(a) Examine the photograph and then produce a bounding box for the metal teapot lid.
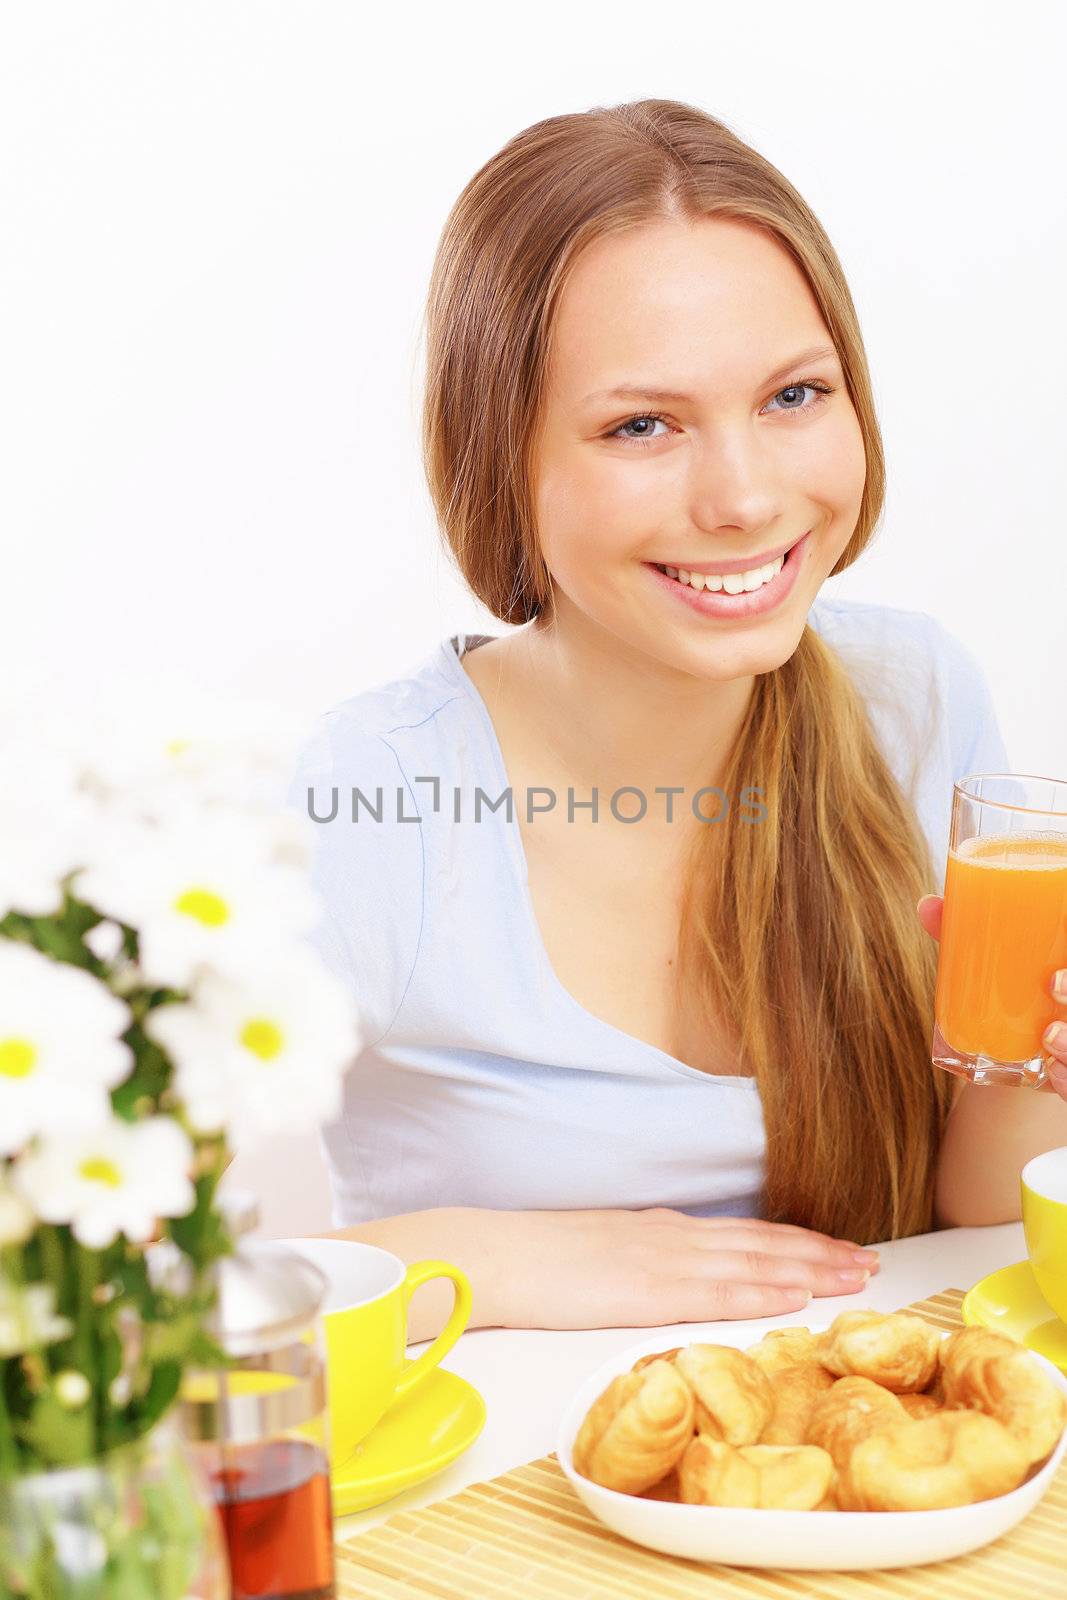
[207,1190,327,1357]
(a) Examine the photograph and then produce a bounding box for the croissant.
[837,1410,1030,1511]
[638,1467,681,1501]
[898,1390,943,1420]
[630,1347,682,1374]
[760,1362,838,1446]
[674,1344,776,1446]
[940,1327,1067,1466]
[740,1443,836,1511]
[679,1434,834,1510]
[746,1327,826,1379]
[804,1375,910,1470]
[678,1434,760,1506]
[572,1358,696,1494]
[818,1310,941,1393]
[941,1325,1018,1366]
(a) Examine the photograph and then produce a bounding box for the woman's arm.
[919,895,1067,1227]
[315,1206,883,1341]
[934,1079,1067,1227]
[318,1208,506,1341]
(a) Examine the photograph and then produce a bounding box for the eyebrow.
[581,344,841,406]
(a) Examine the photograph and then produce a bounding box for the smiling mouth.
[650,539,801,596]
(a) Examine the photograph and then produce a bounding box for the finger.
[1042,1060,1067,1099]
[696,1214,878,1255]
[1043,1022,1067,1064]
[694,1221,879,1271]
[699,1248,874,1299]
[916,894,943,942]
[674,1279,814,1322]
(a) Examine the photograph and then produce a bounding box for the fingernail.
[1053,971,1067,1002]
[850,1249,879,1264]
[837,1268,870,1284]
[1044,1022,1065,1050]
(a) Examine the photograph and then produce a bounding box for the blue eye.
[608,379,835,447]
[612,412,671,443]
[764,381,834,415]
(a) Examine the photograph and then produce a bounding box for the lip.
[643,530,808,620]
[648,534,805,577]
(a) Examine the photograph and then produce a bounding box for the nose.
[685,427,783,539]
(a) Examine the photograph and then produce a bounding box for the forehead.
[547,216,831,400]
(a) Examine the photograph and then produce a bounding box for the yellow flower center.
[173,886,230,927]
[79,1158,123,1189]
[0,1037,37,1079]
[165,738,191,757]
[240,1018,285,1061]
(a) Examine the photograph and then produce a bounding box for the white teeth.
[659,555,784,594]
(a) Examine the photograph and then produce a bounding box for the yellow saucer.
[961,1258,1067,1370]
[330,1366,486,1518]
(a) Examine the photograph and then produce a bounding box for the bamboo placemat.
[335,1288,1067,1598]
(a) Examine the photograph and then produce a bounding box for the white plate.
[556,1321,1067,1571]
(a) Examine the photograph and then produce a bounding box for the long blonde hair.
[420,98,954,1244]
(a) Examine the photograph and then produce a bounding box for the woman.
[294,98,1067,1339]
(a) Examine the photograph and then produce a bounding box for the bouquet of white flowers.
[0,694,361,1482]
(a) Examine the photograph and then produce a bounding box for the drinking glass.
[932,773,1067,1088]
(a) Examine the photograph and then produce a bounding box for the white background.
[2,2,1064,1236]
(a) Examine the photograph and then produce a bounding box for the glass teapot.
[178,1192,335,1600]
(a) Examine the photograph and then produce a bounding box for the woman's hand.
[492,1208,881,1330]
[916,893,1067,1099]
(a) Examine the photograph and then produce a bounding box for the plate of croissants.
[557,1310,1067,1570]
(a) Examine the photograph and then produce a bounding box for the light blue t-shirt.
[289,597,1010,1228]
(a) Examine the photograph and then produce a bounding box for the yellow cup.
[1021,1147,1067,1324]
[284,1238,472,1466]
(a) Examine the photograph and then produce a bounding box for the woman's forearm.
[933,1079,1067,1228]
[316,1207,507,1341]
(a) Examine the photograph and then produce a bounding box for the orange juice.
[935,832,1067,1062]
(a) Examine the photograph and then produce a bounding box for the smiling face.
[528,215,868,681]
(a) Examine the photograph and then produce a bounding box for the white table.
[335,1219,1026,1541]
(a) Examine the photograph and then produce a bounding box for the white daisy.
[12,1117,196,1250]
[73,811,320,989]
[145,946,361,1145]
[0,942,134,1156]
[0,1279,72,1357]
[0,1173,35,1245]
[72,687,309,818]
[0,732,102,918]
[83,919,126,965]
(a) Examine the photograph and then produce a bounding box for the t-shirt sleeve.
[928,620,1012,783]
[286,711,424,1050]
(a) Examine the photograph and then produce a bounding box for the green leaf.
[133,1361,181,1435]
[14,1387,95,1467]
[142,1312,203,1366]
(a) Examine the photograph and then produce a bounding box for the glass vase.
[0,1416,229,1600]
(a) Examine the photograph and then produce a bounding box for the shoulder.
[807,594,944,738]
[808,593,1009,781]
[808,593,940,662]
[809,593,989,698]
[284,642,465,1045]
[289,642,465,792]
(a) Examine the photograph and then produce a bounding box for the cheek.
[535,453,647,574]
[796,407,867,516]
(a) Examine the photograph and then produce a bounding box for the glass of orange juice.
[933,773,1067,1088]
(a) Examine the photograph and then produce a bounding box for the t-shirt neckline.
[436,633,758,1089]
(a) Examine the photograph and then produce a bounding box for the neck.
[509,606,757,808]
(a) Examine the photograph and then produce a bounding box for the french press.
[179,1192,335,1600]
